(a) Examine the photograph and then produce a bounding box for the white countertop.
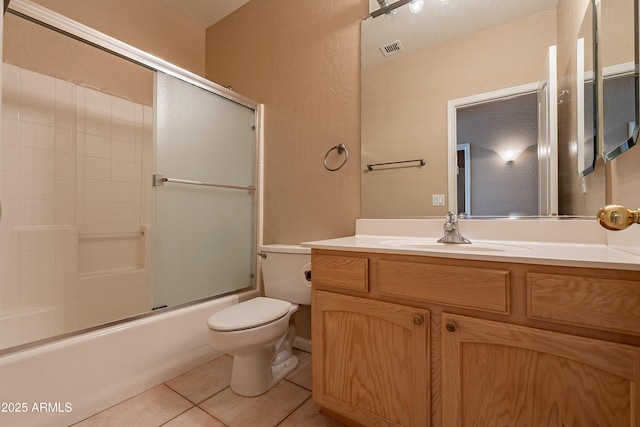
[302,218,640,271]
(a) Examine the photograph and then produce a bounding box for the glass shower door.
[154,72,257,308]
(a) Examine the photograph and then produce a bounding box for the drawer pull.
[445,322,457,333]
[413,315,424,325]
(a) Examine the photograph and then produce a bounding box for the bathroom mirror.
[577,0,597,177]
[600,0,639,162]
[361,0,604,218]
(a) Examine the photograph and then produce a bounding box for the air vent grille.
[379,40,404,57]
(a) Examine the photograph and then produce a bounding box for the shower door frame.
[1,0,264,354]
[6,0,257,110]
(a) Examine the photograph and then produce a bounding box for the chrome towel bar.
[366,158,425,171]
[153,174,256,192]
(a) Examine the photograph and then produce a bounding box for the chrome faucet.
[437,211,471,244]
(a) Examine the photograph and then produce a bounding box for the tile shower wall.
[0,63,153,349]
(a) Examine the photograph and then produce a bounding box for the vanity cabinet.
[441,313,640,426]
[311,252,429,427]
[312,291,429,427]
[311,249,640,427]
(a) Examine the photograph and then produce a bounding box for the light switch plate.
[432,194,445,206]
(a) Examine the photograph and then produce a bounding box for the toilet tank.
[259,244,311,305]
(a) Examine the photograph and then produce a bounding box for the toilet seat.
[208,297,292,332]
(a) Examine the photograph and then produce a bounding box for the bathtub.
[0,291,257,427]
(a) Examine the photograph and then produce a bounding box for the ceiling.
[363,0,559,69]
[159,0,559,67]
[160,0,250,28]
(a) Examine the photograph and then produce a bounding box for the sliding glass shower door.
[153,72,257,308]
[0,0,261,353]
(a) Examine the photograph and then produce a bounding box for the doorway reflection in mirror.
[456,93,539,217]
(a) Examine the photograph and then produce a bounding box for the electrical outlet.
[432,194,445,206]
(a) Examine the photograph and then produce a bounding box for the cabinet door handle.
[445,322,457,332]
[413,315,424,325]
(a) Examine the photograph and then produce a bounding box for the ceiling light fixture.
[371,0,416,18]
[409,0,424,13]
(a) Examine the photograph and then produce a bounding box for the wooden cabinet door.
[442,313,640,427]
[312,290,430,427]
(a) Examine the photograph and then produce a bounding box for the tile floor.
[72,350,345,427]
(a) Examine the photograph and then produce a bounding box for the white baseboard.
[293,336,312,353]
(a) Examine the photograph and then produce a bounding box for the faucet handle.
[446,211,458,223]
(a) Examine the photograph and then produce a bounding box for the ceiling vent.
[379,40,404,57]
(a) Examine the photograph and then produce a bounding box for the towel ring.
[323,143,349,171]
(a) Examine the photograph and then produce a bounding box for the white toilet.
[207,244,311,397]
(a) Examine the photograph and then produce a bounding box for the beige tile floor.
[73,350,345,427]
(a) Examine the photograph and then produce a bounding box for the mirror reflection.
[456,93,540,216]
[361,0,604,218]
[601,0,638,162]
[577,1,596,176]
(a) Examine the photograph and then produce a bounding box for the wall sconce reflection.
[496,148,523,163]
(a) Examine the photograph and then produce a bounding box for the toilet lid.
[207,297,292,332]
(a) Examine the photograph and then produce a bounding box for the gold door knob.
[597,205,640,231]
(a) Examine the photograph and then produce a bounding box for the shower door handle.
[153,174,256,192]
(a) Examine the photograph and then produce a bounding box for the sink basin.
[379,239,531,252]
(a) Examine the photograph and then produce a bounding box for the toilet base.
[230,350,299,397]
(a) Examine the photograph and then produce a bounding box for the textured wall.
[205,0,366,245]
[610,137,640,208]
[30,0,205,76]
[3,12,155,106]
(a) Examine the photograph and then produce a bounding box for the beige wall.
[31,0,205,76]
[205,0,366,342]
[206,0,365,245]
[361,11,557,217]
[610,139,640,208]
[3,13,155,105]
[5,0,206,106]
[600,0,635,69]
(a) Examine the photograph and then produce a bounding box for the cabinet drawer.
[378,260,510,314]
[312,253,369,292]
[527,272,640,335]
